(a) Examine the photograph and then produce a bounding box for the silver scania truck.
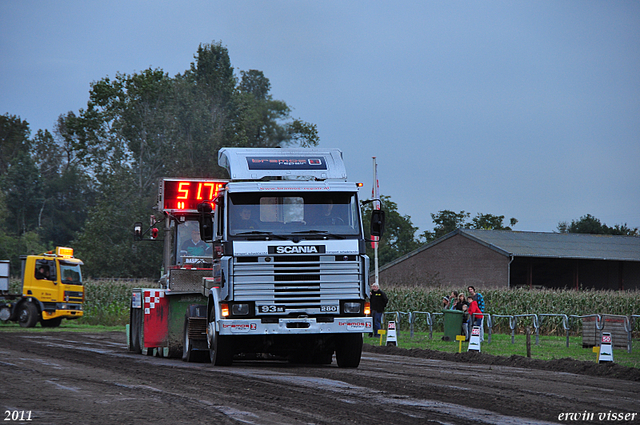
[201,147,384,367]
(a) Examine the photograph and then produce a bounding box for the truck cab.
[202,148,384,367]
[0,247,84,328]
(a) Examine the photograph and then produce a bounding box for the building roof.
[459,229,640,261]
[378,229,640,273]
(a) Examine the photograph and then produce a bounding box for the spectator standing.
[442,296,451,309]
[467,296,484,337]
[448,291,459,310]
[456,293,470,339]
[467,286,484,341]
[369,283,388,337]
[468,285,485,340]
[442,291,457,310]
[467,286,484,312]
[454,292,467,311]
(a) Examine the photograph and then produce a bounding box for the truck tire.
[335,333,363,368]
[207,321,234,366]
[18,302,39,328]
[40,317,62,328]
[128,307,142,353]
[182,318,207,363]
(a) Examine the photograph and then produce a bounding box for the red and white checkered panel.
[142,289,169,348]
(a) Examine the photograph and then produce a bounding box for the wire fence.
[382,311,640,353]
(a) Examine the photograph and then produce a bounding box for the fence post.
[410,311,432,339]
[409,311,414,338]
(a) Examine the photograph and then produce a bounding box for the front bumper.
[218,316,372,336]
[42,308,83,320]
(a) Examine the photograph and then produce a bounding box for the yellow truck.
[0,247,84,327]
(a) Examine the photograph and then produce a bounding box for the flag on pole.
[372,159,380,249]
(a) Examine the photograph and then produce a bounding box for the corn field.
[386,287,640,335]
[7,279,640,333]
[80,279,156,326]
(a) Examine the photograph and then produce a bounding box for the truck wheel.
[40,317,62,328]
[18,302,39,328]
[182,318,207,362]
[335,333,363,368]
[129,306,142,353]
[207,321,233,366]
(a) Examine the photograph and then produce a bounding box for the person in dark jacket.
[370,283,388,337]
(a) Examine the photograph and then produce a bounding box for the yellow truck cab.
[0,247,84,328]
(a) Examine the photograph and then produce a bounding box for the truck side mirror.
[133,222,143,241]
[370,209,385,238]
[197,202,214,242]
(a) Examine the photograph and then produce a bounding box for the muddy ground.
[0,331,638,424]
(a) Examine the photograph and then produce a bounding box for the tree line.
[0,42,317,277]
[1,41,637,278]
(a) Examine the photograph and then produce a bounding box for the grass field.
[364,331,640,369]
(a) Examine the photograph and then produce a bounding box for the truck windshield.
[59,262,82,285]
[229,192,361,237]
[176,220,213,266]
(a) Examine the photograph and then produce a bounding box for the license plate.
[320,305,338,312]
[259,305,285,313]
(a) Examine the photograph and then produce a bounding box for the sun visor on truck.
[218,148,348,181]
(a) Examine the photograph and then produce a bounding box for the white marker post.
[468,326,481,352]
[386,321,398,346]
[598,332,614,363]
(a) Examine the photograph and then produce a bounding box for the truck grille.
[64,291,83,302]
[232,255,361,309]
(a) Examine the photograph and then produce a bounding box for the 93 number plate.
[260,305,285,313]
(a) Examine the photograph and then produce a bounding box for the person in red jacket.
[467,296,483,337]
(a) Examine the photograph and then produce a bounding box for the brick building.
[376,229,640,290]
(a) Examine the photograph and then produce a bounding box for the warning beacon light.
[160,178,226,213]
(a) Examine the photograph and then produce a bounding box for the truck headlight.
[231,303,250,316]
[343,302,361,314]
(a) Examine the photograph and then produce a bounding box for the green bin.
[442,309,464,341]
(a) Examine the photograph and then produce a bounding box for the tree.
[2,150,43,235]
[558,214,638,236]
[471,213,518,231]
[0,114,31,175]
[422,210,470,242]
[73,169,161,278]
[421,210,518,243]
[65,41,319,277]
[0,42,320,278]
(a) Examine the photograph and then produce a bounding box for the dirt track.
[1,331,638,424]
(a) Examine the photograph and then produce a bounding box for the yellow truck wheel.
[18,302,39,328]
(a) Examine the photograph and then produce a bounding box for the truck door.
[30,259,58,301]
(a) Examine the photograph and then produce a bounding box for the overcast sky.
[1,1,639,235]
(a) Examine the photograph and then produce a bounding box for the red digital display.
[161,179,226,213]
